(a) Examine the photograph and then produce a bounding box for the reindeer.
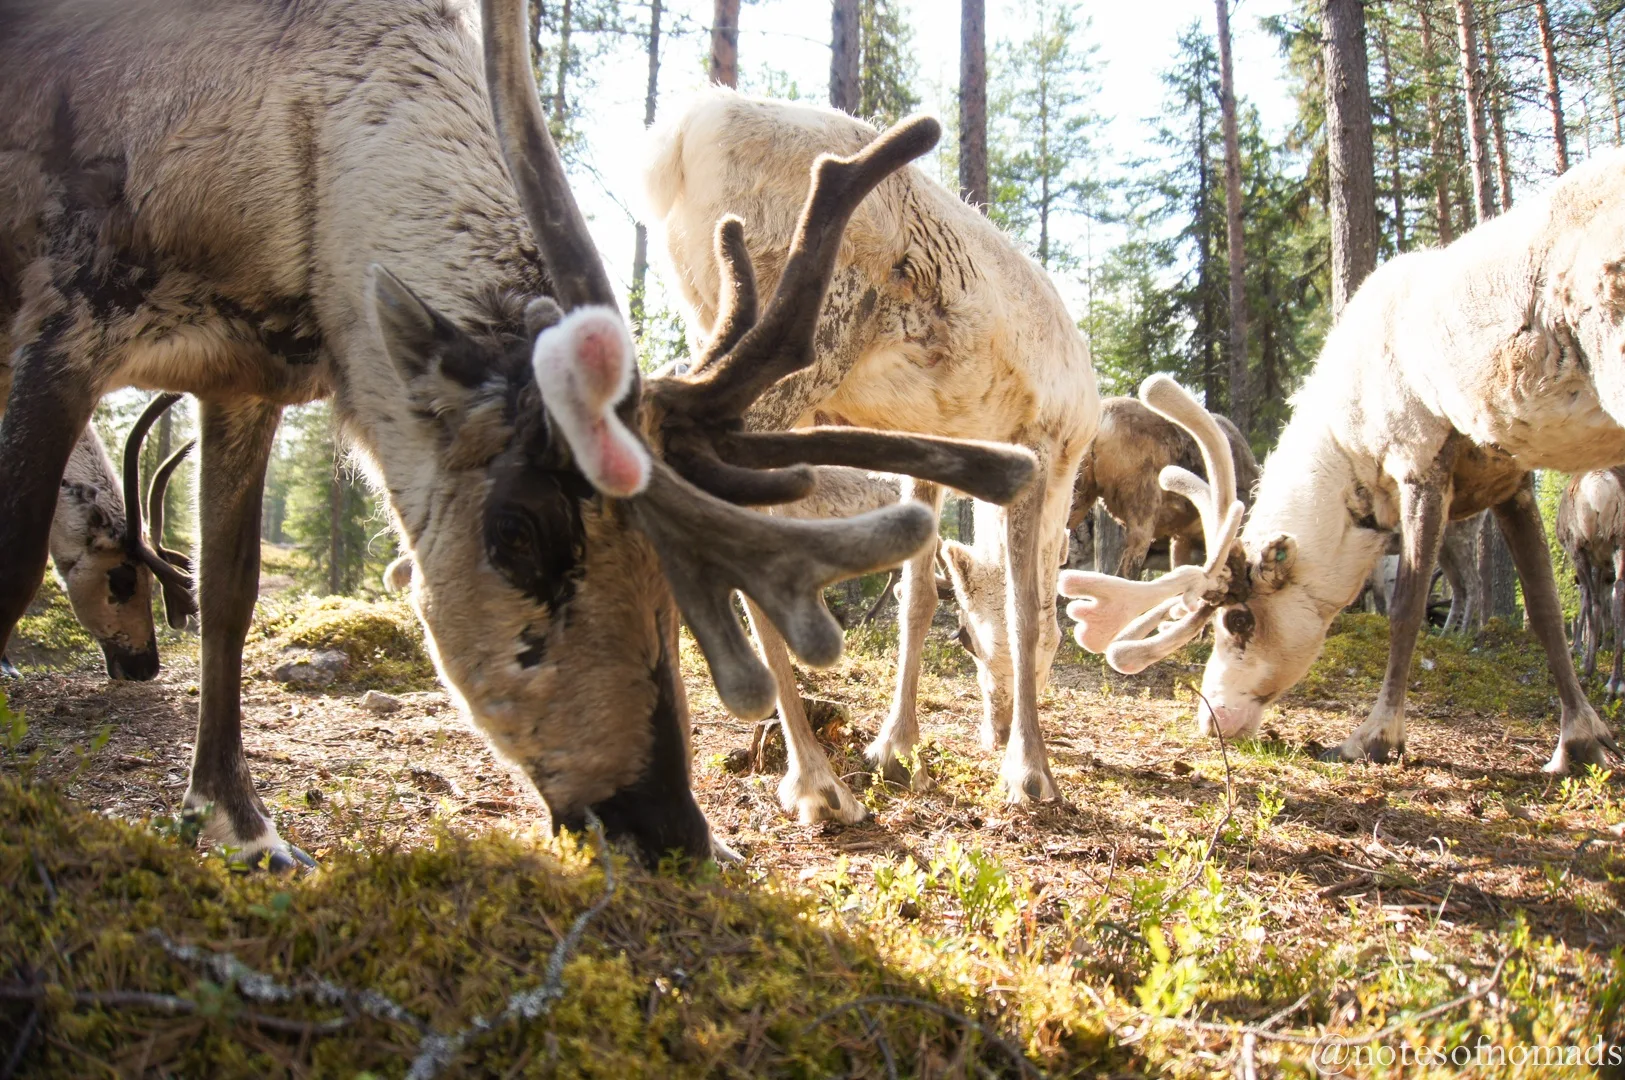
[1556,469,1625,695]
[1060,153,1625,773]
[646,92,1097,813]
[0,0,1033,868]
[0,395,192,680]
[1064,395,1259,580]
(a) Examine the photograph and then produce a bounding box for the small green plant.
[931,840,1018,935]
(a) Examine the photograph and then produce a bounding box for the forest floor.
[2,550,1623,1077]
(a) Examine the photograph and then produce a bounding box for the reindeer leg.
[1492,479,1618,772]
[1000,465,1060,803]
[0,323,100,663]
[1326,476,1448,764]
[744,598,864,824]
[182,400,307,870]
[1440,535,1467,634]
[865,479,943,790]
[1610,550,1625,699]
[1576,551,1599,677]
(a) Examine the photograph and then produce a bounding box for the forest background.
[92,0,1625,604]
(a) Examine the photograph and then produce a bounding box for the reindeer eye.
[496,512,533,551]
[1221,607,1255,639]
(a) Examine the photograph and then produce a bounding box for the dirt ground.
[5,572,1624,1074]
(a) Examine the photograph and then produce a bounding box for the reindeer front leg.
[1491,479,1620,771]
[745,599,865,824]
[1000,466,1060,803]
[1325,473,1450,764]
[865,478,943,789]
[183,399,309,870]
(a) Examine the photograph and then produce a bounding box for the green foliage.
[269,595,437,691]
[857,0,919,127]
[12,572,95,664]
[274,402,399,597]
[988,0,1101,273]
[0,777,1034,1077]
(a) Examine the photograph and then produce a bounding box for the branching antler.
[482,0,1036,719]
[121,394,197,628]
[1057,375,1244,674]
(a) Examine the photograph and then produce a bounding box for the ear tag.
[1275,548,1288,562]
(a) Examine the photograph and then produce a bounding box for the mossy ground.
[3,557,1623,1077]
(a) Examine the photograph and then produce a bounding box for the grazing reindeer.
[1557,469,1625,695]
[647,92,1097,809]
[0,0,1033,867]
[1062,154,1625,772]
[0,394,192,680]
[1063,396,1260,580]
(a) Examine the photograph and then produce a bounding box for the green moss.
[271,595,437,691]
[1292,613,1558,719]
[11,572,95,666]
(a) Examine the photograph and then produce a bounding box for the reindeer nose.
[103,640,160,681]
[558,787,714,868]
[1198,698,1259,740]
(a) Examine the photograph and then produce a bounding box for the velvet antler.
[1057,375,1244,673]
[483,0,1035,718]
[122,393,198,628]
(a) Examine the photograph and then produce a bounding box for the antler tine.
[1104,602,1215,675]
[121,393,198,625]
[148,439,196,572]
[656,115,941,423]
[1140,375,1240,575]
[689,217,759,374]
[482,0,617,312]
[717,428,1037,507]
[629,461,938,719]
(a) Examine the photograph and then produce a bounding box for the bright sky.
[569,0,1301,325]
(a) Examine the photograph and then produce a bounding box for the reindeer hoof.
[1545,733,1618,774]
[778,770,867,825]
[1319,738,1401,765]
[0,655,19,679]
[1003,765,1059,804]
[712,836,745,864]
[237,843,316,874]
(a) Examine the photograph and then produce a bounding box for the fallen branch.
[0,982,349,1037]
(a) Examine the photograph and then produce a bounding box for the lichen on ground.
[255,594,438,691]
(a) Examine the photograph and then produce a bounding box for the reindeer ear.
[382,554,415,592]
[938,539,978,594]
[1252,534,1297,593]
[371,265,488,409]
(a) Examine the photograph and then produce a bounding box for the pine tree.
[857,0,920,126]
[987,0,1101,273]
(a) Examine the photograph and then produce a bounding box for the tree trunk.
[958,0,988,210]
[1215,0,1250,435]
[1196,82,1219,411]
[1454,0,1494,225]
[1604,13,1622,146]
[1535,0,1570,172]
[1419,2,1456,245]
[831,0,860,114]
[630,0,662,338]
[1377,13,1406,253]
[956,497,973,545]
[1322,0,1379,320]
[1481,7,1513,212]
[1092,506,1124,577]
[328,456,344,597]
[552,0,572,126]
[710,0,739,88]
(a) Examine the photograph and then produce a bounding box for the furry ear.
[1252,534,1297,593]
[938,538,978,597]
[382,554,415,592]
[371,264,489,425]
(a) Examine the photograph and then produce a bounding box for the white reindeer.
[1061,153,1625,774]
[646,91,1098,815]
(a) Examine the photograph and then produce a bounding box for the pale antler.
[122,393,198,628]
[1057,375,1243,672]
[482,0,1036,720]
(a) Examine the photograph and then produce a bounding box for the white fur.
[530,307,649,498]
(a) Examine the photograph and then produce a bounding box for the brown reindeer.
[1063,396,1260,580]
[0,0,1033,867]
[1,395,192,680]
[1557,469,1625,695]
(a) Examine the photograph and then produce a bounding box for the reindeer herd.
[1,0,1623,870]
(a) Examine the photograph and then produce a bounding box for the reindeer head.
[51,394,195,681]
[360,0,1037,865]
